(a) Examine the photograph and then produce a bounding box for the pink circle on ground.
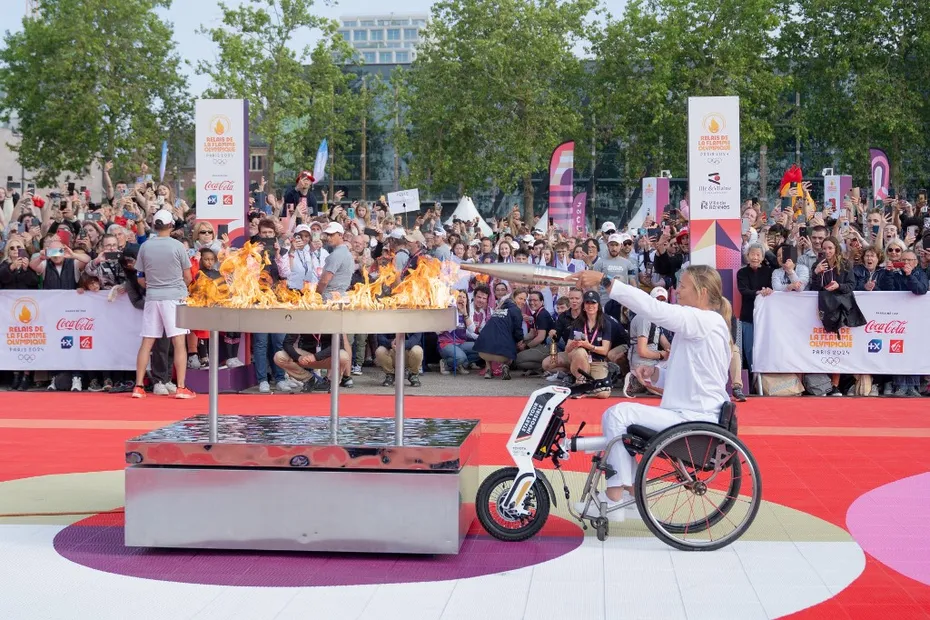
[54,513,583,587]
[846,472,930,585]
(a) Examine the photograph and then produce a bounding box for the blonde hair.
[683,265,733,334]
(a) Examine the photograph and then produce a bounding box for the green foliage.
[196,0,361,190]
[402,0,595,220]
[0,0,192,186]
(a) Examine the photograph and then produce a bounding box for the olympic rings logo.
[17,353,36,363]
[820,357,841,366]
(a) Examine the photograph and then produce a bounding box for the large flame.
[187,241,457,310]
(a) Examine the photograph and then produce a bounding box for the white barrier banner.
[753,291,929,374]
[1,291,142,371]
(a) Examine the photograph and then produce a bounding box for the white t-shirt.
[608,280,730,417]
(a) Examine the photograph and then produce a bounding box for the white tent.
[445,196,493,237]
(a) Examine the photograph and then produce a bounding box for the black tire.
[476,467,551,542]
[634,423,762,552]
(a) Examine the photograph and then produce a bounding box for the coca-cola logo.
[864,320,907,335]
[203,180,235,191]
[56,317,96,331]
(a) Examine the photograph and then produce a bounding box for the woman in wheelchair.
[574,265,733,520]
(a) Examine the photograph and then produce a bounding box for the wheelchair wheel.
[634,423,761,552]
[476,467,551,542]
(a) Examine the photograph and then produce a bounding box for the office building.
[338,14,427,65]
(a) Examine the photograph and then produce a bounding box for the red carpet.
[2,392,930,618]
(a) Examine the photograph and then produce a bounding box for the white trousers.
[602,402,718,487]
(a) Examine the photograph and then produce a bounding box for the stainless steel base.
[124,465,477,554]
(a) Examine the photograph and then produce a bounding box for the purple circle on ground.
[53,522,582,587]
[846,472,930,586]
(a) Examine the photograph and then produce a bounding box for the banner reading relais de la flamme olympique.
[195,99,249,241]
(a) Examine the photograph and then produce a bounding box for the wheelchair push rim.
[635,424,762,551]
[475,467,551,542]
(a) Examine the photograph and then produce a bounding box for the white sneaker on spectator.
[71,377,82,392]
[869,385,879,397]
[351,364,363,376]
[164,381,178,394]
[276,380,293,393]
[188,355,201,370]
[285,377,301,389]
[544,372,562,382]
[440,359,450,375]
[893,386,908,397]
[883,383,894,396]
[258,380,271,394]
[456,364,470,375]
[153,382,170,396]
[226,357,244,369]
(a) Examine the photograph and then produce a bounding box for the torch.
[459,263,579,287]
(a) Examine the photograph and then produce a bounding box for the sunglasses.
[199,230,214,235]
[888,248,902,253]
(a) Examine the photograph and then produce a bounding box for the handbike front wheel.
[476,467,551,542]
[634,423,762,552]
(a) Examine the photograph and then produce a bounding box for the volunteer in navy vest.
[30,238,88,290]
[475,288,527,381]
[131,209,196,399]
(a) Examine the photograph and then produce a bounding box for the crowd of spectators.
[1,165,929,399]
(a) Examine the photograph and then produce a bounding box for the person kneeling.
[375,333,424,387]
[274,333,352,393]
[564,290,614,398]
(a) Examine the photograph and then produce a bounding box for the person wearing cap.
[430,229,452,262]
[283,171,319,218]
[398,229,427,278]
[622,286,672,397]
[278,224,323,290]
[316,222,353,300]
[563,290,615,397]
[598,233,636,304]
[130,209,196,399]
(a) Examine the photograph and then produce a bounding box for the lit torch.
[459,263,578,287]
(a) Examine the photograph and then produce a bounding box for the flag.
[870,148,889,203]
[548,141,574,233]
[158,141,168,182]
[313,139,328,185]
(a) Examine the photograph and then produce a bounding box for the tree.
[196,0,358,192]
[776,0,930,188]
[0,0,192,186]
[591,0,786,184]
[403,0,595,224]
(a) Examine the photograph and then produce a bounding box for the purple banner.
[548,141,574,233]
[570,192,587,237]
[870,148,889,203]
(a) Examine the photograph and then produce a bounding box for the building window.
[343,20,357,27]
[370,29,383,41]
[360,20,375,26]
[387,28,400,40]
[363,52,375,64]
[395,51,409,63]
[412,19,426,26]
[386,42,400,48]
[338,30,350,42]
[379,51,392,63]
[354,30,367,41]
[250,155,264,172]
[404,28,417,39]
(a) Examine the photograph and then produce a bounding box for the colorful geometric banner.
[870,148,890,203]
[548,141,574,234]
[570,192,587,237]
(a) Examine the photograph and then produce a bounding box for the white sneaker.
[258,380,271,393]
[286,377,301,389]
[439,359,450,375]
[187,355,201,370]
[152,382,169,396]
[164,381,178,394]
[276,380,293,393]
[71,377,82,392]
[351,364,363,376]
[226,357,244,369]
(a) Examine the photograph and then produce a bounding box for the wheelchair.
[475,371,762,551]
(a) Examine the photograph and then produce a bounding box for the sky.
[2,0,628,95]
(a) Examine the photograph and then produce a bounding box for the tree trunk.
[267,139,276,196]
[360,78,368,202]
[523,173,535,230]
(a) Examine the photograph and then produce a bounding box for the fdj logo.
[60,336,73,349]
[867,339,882,353]
[890,340,904,354]
[79,336,93,350]
[207,194,218,205]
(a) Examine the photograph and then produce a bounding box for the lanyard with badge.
[584,321,599,363]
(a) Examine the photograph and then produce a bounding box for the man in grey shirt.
[133,209,195,399]
[598,233,636,303]
[317,222,354,300]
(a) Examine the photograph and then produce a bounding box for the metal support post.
[208,330,219,443]
[330,334,342,443]
[394,332,405,445]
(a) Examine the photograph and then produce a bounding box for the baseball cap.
[322,222,344,235]
[601,222,617,233]
[405,230,426,245]
[153,209,174,226]
[650,287,669,300]
[388,228,406,240]
[294,224,313,236]
[607,233,623,244]
[434,229,447,237]
[521,234,534,243]
[296,170,315,184]
[675,227,690,241]
[582,290,600,304]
